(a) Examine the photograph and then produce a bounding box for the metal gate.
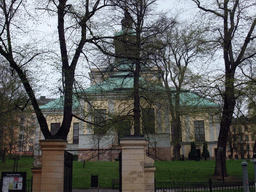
[64,151,73,192]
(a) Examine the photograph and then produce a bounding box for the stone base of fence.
[120,137,156,192]
[31,139,67,192]
[31,167,42,192]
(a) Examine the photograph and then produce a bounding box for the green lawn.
[73,159,256,188]
[0,157,255,189]
[73,161,119,189]
[155,159,255,182]
[0,156,34,179]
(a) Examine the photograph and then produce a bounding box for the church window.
[194,120,205,142]
[94,109,107,135]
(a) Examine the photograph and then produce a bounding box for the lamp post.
[219,147,224,182]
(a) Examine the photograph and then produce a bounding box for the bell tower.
[114,9,137,62]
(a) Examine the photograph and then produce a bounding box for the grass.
[72,159,256,188]
[155,159,255,182]
[0,156,34,179]
[1,157,256,189]
[73,161,119,189]
[155,160,216,182]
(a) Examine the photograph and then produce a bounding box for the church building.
[37,11,221,161]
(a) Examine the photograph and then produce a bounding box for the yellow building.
[228,117,256,159]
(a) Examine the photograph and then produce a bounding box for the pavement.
[72,188,119,192]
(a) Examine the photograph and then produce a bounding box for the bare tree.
[0,0,111,140]
[151,19,210,160]
[192,0,256,176]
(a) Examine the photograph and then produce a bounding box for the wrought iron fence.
[0,178,33,192]
[155,179,255,192]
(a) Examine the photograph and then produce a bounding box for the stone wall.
[120,137,156,192]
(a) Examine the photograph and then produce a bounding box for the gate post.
[40,139,67,192]
[31,167,42,192]
[120,137,156,192]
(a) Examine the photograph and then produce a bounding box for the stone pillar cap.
[40,139,67,150]
[120,136,148,147]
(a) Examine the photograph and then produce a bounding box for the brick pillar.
[40,140,67,192]
[31,168,42,192]
[120,137,155,192]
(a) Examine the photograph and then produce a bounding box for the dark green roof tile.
[180,91,219,107]
[40,96,80,110]
[84,75,164,94]
[40,75,219,110]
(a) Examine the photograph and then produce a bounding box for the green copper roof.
[40,75,219,110]
[83,74,219,107]
[84,74,164,94]
[40,96,80,110]
[180,91,219,108]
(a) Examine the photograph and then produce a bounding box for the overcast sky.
[157,0,197,19]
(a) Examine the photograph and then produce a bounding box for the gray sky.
[157,0,198,19]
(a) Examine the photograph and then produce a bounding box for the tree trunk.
[214,70,235,176]
[133,64,140,136]
[55,0,76,140]
[172,118,181,160]
[172,89,181,160]
[133,13,142,136]
[173,143,181,160]
[214,1,236,175]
